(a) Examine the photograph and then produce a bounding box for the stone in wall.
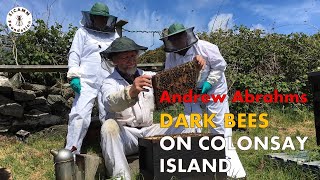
[10,109,63,132]
[13,89,36,102]
[21,83,48,97]
[0,95,24,118]
[25,96,51,113]
[0,76,13,98]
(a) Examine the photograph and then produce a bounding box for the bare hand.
[129,75,152,98]
[193,55,206,70]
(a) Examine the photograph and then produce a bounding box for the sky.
[1,0,320,50]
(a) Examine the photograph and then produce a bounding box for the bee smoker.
[50,149,76,180]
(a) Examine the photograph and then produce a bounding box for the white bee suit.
[100,69,195,180]
[65,26,119,154]
[165,40,246,178]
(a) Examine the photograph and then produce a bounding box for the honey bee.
[16,15,23,26]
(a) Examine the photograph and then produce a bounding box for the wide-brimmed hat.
[81,2,117,33]
[101,37,148,59]
[82,2,113,17]
[160,23,198,53]
[160,23,194,40]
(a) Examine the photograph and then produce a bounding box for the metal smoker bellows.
[50,149,76,180]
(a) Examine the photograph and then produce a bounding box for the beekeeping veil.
[160,23,198,53]
[80,2,117,33]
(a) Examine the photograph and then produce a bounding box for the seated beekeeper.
[160,23,246,178]
[99,36,202,180]
[65,2,119,154]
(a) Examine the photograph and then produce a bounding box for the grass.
[0,106,319,180]
[231,107,320,180]
[0,125,67,180]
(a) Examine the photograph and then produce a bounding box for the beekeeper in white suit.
[65,2,119,154]
[99,36,203,180]
[160,23,246,179]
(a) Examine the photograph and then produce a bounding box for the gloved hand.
[201,81,212,94]
[70,77,81,94]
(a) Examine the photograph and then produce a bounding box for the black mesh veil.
[161,28,198,53]
[81,11,117,33]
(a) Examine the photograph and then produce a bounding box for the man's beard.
[126,66,137,75]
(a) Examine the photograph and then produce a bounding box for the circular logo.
[6,7,33,34]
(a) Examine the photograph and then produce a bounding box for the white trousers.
[100,119,195,180]
[65,79,106,154]
[183,97,246,178]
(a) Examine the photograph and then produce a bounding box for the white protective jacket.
[67,26,118,82]
[165,39,228,95]
[165,40,247,179]
[101,69,156,127]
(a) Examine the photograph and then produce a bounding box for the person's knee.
[101,119,120,137]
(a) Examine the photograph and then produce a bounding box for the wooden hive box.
[308,71,320,145]
[152,61,200,110]
[138,133,227,180]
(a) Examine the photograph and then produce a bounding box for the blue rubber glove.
[201,81,212,94]
[70,77,81,94]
